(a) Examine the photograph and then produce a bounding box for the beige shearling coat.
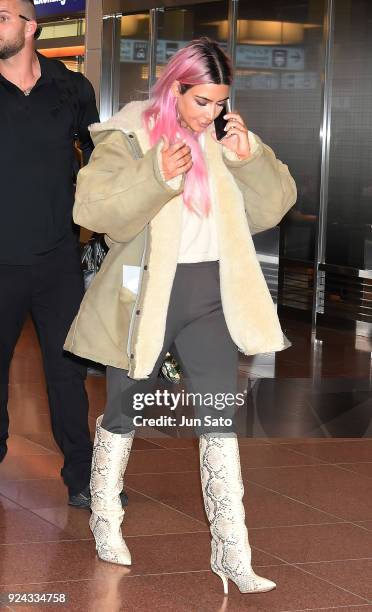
[64,100,297,379]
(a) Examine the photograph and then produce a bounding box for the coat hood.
[89,100,149,142]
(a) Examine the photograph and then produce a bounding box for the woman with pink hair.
[65,37,296,596]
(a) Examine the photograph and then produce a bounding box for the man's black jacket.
[0,52,100,264]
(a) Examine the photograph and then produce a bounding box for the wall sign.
[235,72,318,91]
[236,46,304,70]
[34,0,85,19]
[120,39,304,71]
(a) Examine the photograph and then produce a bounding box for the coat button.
[136,310,140,315]
[144,265,148,270]
[130,353,134,359]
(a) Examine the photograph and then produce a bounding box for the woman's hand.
[214,112,251,160]
[161,135,193,181]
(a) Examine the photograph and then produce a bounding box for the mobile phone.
[214,99,232,141]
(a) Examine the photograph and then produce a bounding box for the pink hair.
[142,38,232,216]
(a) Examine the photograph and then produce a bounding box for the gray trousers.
[101,261,239,436]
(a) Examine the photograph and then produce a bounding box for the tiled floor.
[0,317,372,611]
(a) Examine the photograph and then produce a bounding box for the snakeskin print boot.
[89,415,134,565]
[199,433,276,595]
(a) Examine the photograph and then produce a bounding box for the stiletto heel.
[217,572,229,595]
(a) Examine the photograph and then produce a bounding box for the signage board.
[235,73,280,90]
[120,40,188,64]
[235,72,317,91]
[236,45,304,70]
[121,40,148,63]
[281,72,317,89]
[34,0,85,19]
[121,40,304,71]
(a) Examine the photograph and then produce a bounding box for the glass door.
[102,1,229,115]
[234,0,326,313]
[118,13,151,108]
[318,0,372,332]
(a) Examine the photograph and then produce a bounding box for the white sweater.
[160,131,258,263]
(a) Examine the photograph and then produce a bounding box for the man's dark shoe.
[68,485,128,509]
[68,484,91,508]
[0,442,8,463]
[120,489,129,507]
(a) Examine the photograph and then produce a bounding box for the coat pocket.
[119,286,136,304]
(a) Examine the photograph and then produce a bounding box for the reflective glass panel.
[38,18,85,39]
[236,0,325,310]
[156,2,229,79]
[326,0,372,270]
[119,14,150,108]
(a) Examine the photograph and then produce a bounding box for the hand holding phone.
[213,103,252,160]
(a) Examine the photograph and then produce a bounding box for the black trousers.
[0,243,92,494]
[102,261,239,436]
